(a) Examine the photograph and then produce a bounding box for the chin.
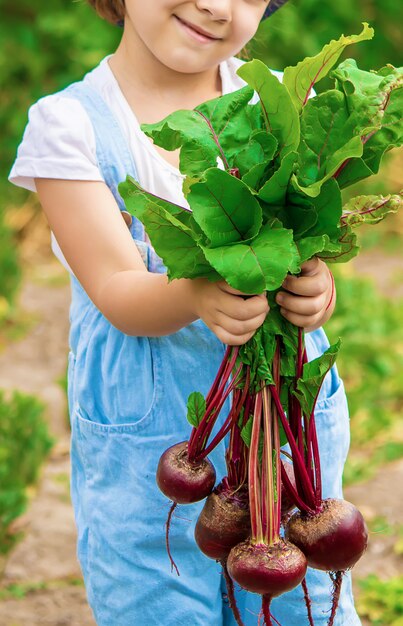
[162,48,226,74]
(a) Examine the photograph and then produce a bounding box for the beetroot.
[156,441,216,504]
[227,538,307,597]
[195,485,250,560]
[285,497,368,572]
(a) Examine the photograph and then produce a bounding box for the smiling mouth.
[174,15,222,42]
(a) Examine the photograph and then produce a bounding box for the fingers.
[281,258,330,297]
[300,257,320,276]
[276,258,334,330]
[277,307,324,330]
[213,294,269,345]
[217,280,251,297]
[213,281,269,320]
[276,291,327,317]
[195,279,270,346]
[213,309,269,339]
[213,328,256,346]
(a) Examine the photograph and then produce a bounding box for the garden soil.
[0,250,402,626]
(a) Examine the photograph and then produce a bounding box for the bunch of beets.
[156,331,368,626]
[120,24,403,626]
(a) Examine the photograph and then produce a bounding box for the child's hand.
[275,257,335,331]
[190,279,269,346]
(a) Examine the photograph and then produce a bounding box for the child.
[9,1,362,624]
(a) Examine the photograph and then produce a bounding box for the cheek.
[231,10,263,50]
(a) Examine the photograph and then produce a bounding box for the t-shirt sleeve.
[8,94,104,192]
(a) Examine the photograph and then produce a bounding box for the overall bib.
[62,81,361,626]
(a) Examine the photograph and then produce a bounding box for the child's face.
[123,0,268,74]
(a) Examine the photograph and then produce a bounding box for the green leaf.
[331,61,403,187]
[283,23,374,111]
[120,175,201,231]
[258,151,298,205]
[119,177,217,280]
[186,392,206,428]
[262,305,299,379]
[240,415,253,448]
[287,179,343,261]
[140,86,257,178]
[201,221,301,294]
[332,60,403,136]
[237,59,300,157]
[341,192,402,228]
[235,131,278,190]
[319,228,360,264]
[235,130,278,175]
[187,168,262,247]
[295,90,364,196]
[293,340,341,417]
[196,87,261,161]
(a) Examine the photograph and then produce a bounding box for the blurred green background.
[0,0,402,624]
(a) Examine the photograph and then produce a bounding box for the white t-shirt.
[9,55,282,270]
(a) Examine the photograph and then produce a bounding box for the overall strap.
[61,80,161,271]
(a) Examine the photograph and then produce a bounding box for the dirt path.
[0,258,402,625]
[0,268,96,626]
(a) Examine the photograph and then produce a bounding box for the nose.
[195,0,232,21]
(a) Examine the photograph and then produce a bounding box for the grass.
[0,577,84,601]
[357,575,403,625]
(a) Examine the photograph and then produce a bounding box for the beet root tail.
[221,560,245,626]
[328,570,344,626]
[302,577,315,626]
[165,501,180,576]
[262,595,273,626]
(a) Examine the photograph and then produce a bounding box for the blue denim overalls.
[62,79,361,626]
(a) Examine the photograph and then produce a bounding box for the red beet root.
[195,486,251,560]
[285,498,369,571]
[156,441,216,504]
[227,538,307,597]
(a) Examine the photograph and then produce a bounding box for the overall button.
[121,210,132,228]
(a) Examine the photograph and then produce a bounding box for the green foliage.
[325,269,403,484]
[281,23,374,110]
[0,0,121,312]
[0,0,120,205]
[0,222,21,316]
[357,574,403,625]
[186,392,206,428]
[0,390,54,553]
[120,34,402,295]
[293,340,341,417]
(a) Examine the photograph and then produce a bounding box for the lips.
[174,15,222,41]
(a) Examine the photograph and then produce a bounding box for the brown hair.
[87,0,125,24]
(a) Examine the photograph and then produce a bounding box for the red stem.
[188,357,242,460]
[249,391,263,542]
[310,412,322,504]
[188,347,235,452]
[206,346,233,407]
[270,385,316,510]
[280,460,313,514]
